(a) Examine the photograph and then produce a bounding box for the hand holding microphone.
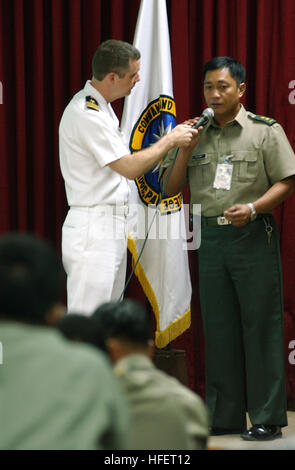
[191,107,214,129]
[162,108,214,197]
[180,107,214,149]
[181,107,214,148]
[165,107,214,155]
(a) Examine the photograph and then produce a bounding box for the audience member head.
[57,313,107,352]
[92,299,153,362]
[0,232,65,325]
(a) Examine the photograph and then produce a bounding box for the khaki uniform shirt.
[114,354,209,450]
[162,105,295,216]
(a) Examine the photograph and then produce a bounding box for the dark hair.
[0,233,64,321]
[57,313,107,352]
[92,299,152,346]
[202,56,246,85]
[92,39,141,81]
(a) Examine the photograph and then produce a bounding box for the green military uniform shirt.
[162,105,295,216]
[0,322,129,450]
[114,354,209,450]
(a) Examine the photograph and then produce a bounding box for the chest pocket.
[231,151,259,182]
[187,154,212,186]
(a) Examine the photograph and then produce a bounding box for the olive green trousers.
[198,215,287,429]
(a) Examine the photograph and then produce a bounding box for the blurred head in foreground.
[0,232,65,325]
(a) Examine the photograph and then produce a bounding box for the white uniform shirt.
[59,80,130,207]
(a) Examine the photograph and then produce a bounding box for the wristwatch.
[247,202,257,222]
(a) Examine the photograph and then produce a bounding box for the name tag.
[191,154,206,160]
[213,162,233,190]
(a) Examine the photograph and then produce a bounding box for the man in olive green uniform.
[92,299,210,450]
[161,57,295,441]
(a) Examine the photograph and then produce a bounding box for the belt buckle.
[217,216,231,225]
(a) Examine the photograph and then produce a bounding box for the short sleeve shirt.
[59,81,130,207]
[161,105,295,216]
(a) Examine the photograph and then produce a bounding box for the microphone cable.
[118,146,180,301]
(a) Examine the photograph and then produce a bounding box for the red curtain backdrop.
[1,0,295,403]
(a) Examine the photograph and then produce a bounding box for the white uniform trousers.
[62,206,128,315]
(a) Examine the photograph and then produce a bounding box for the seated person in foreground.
[0,233,128,450]
[92,299,210,450]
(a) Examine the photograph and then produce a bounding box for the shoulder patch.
[248,114,276,126]
[85,96,99,111]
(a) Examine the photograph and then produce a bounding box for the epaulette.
[248,114,276,126]
[85,95,99,111]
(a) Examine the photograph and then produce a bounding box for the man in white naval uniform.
[59,40,199,315]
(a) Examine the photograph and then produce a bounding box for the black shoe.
[210,427,245,436]
[241,425,282,441]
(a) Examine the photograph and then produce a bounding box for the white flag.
[121,0,192,348]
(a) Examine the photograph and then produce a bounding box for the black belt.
[201,214,269,226]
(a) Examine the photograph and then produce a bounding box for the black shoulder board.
[248,114,276,126]
[85,96,99,111]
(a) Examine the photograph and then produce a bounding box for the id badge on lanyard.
[213,155,233,190]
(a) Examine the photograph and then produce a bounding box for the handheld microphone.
[192,107,214,129]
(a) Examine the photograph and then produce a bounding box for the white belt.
[71,205,129,216]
